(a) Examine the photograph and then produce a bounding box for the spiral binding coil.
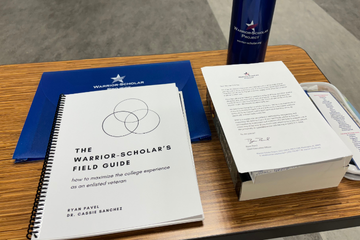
[27,94,66,239]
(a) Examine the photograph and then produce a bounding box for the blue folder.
[13,61,211,162]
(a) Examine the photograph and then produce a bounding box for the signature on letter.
[246,137,270,144]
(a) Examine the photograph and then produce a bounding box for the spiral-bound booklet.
[27,83,203,240]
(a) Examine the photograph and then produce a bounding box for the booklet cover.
[27,83,203,240]
[14,61,211,162]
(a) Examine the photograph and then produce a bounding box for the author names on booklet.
[67,205,123,218]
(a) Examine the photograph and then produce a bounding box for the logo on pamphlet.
[102,98,160,137]
[92,74,145,90]
[239,72,259,79]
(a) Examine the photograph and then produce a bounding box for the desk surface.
[1,45,360,240]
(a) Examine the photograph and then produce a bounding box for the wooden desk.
[1,45,360,240]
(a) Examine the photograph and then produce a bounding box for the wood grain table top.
[1,45,360,240]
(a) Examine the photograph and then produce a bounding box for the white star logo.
[246,20,258,33]
[111,74,125,83]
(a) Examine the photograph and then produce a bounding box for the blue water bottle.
[227,0,277,64]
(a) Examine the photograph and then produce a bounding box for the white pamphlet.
[202,61,352,173]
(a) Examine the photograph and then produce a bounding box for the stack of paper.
[202,61,352,201]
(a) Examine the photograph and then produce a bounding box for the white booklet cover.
[202,61,352,173]
[28,83,203,240]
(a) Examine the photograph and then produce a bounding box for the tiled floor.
[1,0,359,239]
[0,0,227,64]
